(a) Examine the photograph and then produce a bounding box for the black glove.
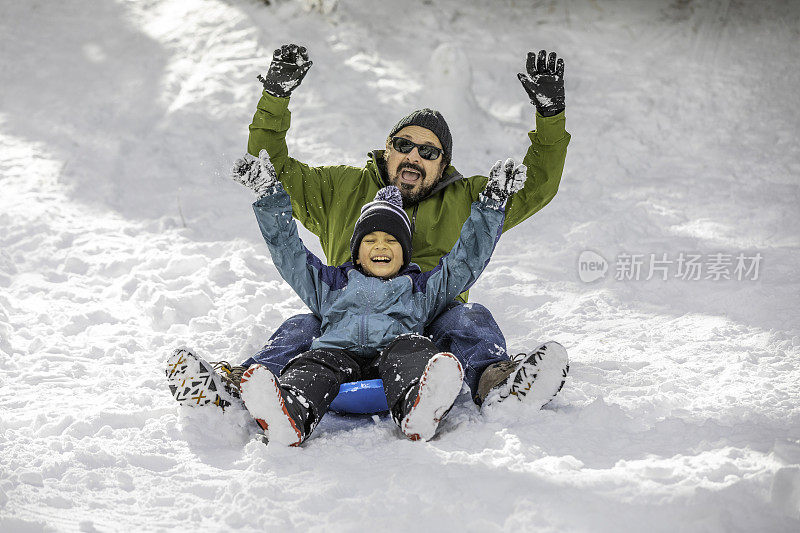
[231,149,279,198]
[517,50,565,117]
[257,44,313,98]
[480,158,527,207]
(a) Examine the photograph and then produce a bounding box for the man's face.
[356,231,404,279]
[384,125,446,205]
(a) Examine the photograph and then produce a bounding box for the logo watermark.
[577,250,609,283]
[577,251,762,282]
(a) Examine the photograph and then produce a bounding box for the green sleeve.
[247,91,336,236]
[500,110,570,232]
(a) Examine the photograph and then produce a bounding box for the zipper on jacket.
[360,312,367,353]
[410,204,418,235]
[360,284,371,353]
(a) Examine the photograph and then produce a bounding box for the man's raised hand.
[517,50,565,117]
[231,149,279,198]
[257,43,313,98]
[481,158,527,207]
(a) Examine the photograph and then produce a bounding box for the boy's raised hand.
[231,149,279,198]
[481,158,527,207]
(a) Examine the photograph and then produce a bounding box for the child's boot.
[392,352,464,442]
[476,341,569,409]
[165,347,244,410]
[239,364,314,446]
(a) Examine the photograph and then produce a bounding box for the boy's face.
[356,231,404,279]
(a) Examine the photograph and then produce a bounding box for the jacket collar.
[342,260,422,278]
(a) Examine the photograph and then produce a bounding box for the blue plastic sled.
[328,379,389,414]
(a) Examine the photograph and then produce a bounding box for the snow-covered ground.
[1,0,799,530]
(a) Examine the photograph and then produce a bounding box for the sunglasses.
[390,137,443,161]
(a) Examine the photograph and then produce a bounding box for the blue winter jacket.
[253,185,506,359]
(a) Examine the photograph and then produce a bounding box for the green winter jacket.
[248,92,570,302]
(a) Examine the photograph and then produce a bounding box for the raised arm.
[495,50,570,232]
[419,159,526,321]
[231,152,345,316]
[247,44,338,236]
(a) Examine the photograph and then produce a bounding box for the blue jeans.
[242,302,509,402]
[425,302,509,398]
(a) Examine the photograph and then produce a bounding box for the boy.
[167,152,567,445]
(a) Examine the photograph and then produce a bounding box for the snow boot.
[392,352,464,442]
[476,341,569,409]
[165,347,244,411]
[239,364,313,447]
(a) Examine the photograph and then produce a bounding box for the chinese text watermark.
[578,251,762,282]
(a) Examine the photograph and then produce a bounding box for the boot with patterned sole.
[477,341,569,409]
[165,347,242,411]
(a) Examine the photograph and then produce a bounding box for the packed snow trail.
[1,0,799,531]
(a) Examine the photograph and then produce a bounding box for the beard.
[389,161,440,207]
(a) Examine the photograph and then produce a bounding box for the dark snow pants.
[242,301,509,401]
[279,334,442,425]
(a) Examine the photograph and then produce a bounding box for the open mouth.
[370,256,392,263]
[398,166,423,184]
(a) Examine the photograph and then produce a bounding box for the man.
[238,44,571,409]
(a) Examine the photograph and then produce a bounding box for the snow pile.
[1,0,799,531]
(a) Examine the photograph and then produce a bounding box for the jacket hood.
[366,150,464,203]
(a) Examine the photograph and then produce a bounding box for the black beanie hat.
[350,186,413,271]
[388,108,452,164]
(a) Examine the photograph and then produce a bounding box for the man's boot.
[476,341,569,409]
[165,348,245,410]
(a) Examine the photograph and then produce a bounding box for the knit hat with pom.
[350,186,413,270]
[388,108,452,165]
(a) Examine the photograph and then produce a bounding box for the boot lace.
[211,360,245,395]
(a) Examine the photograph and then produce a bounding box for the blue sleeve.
[252,185,347,316]
[415,197,506,322]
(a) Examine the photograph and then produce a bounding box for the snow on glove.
[480,158,527,208]
[517,50,565,117]
[257,43,313,98]
[230,149,279,198]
